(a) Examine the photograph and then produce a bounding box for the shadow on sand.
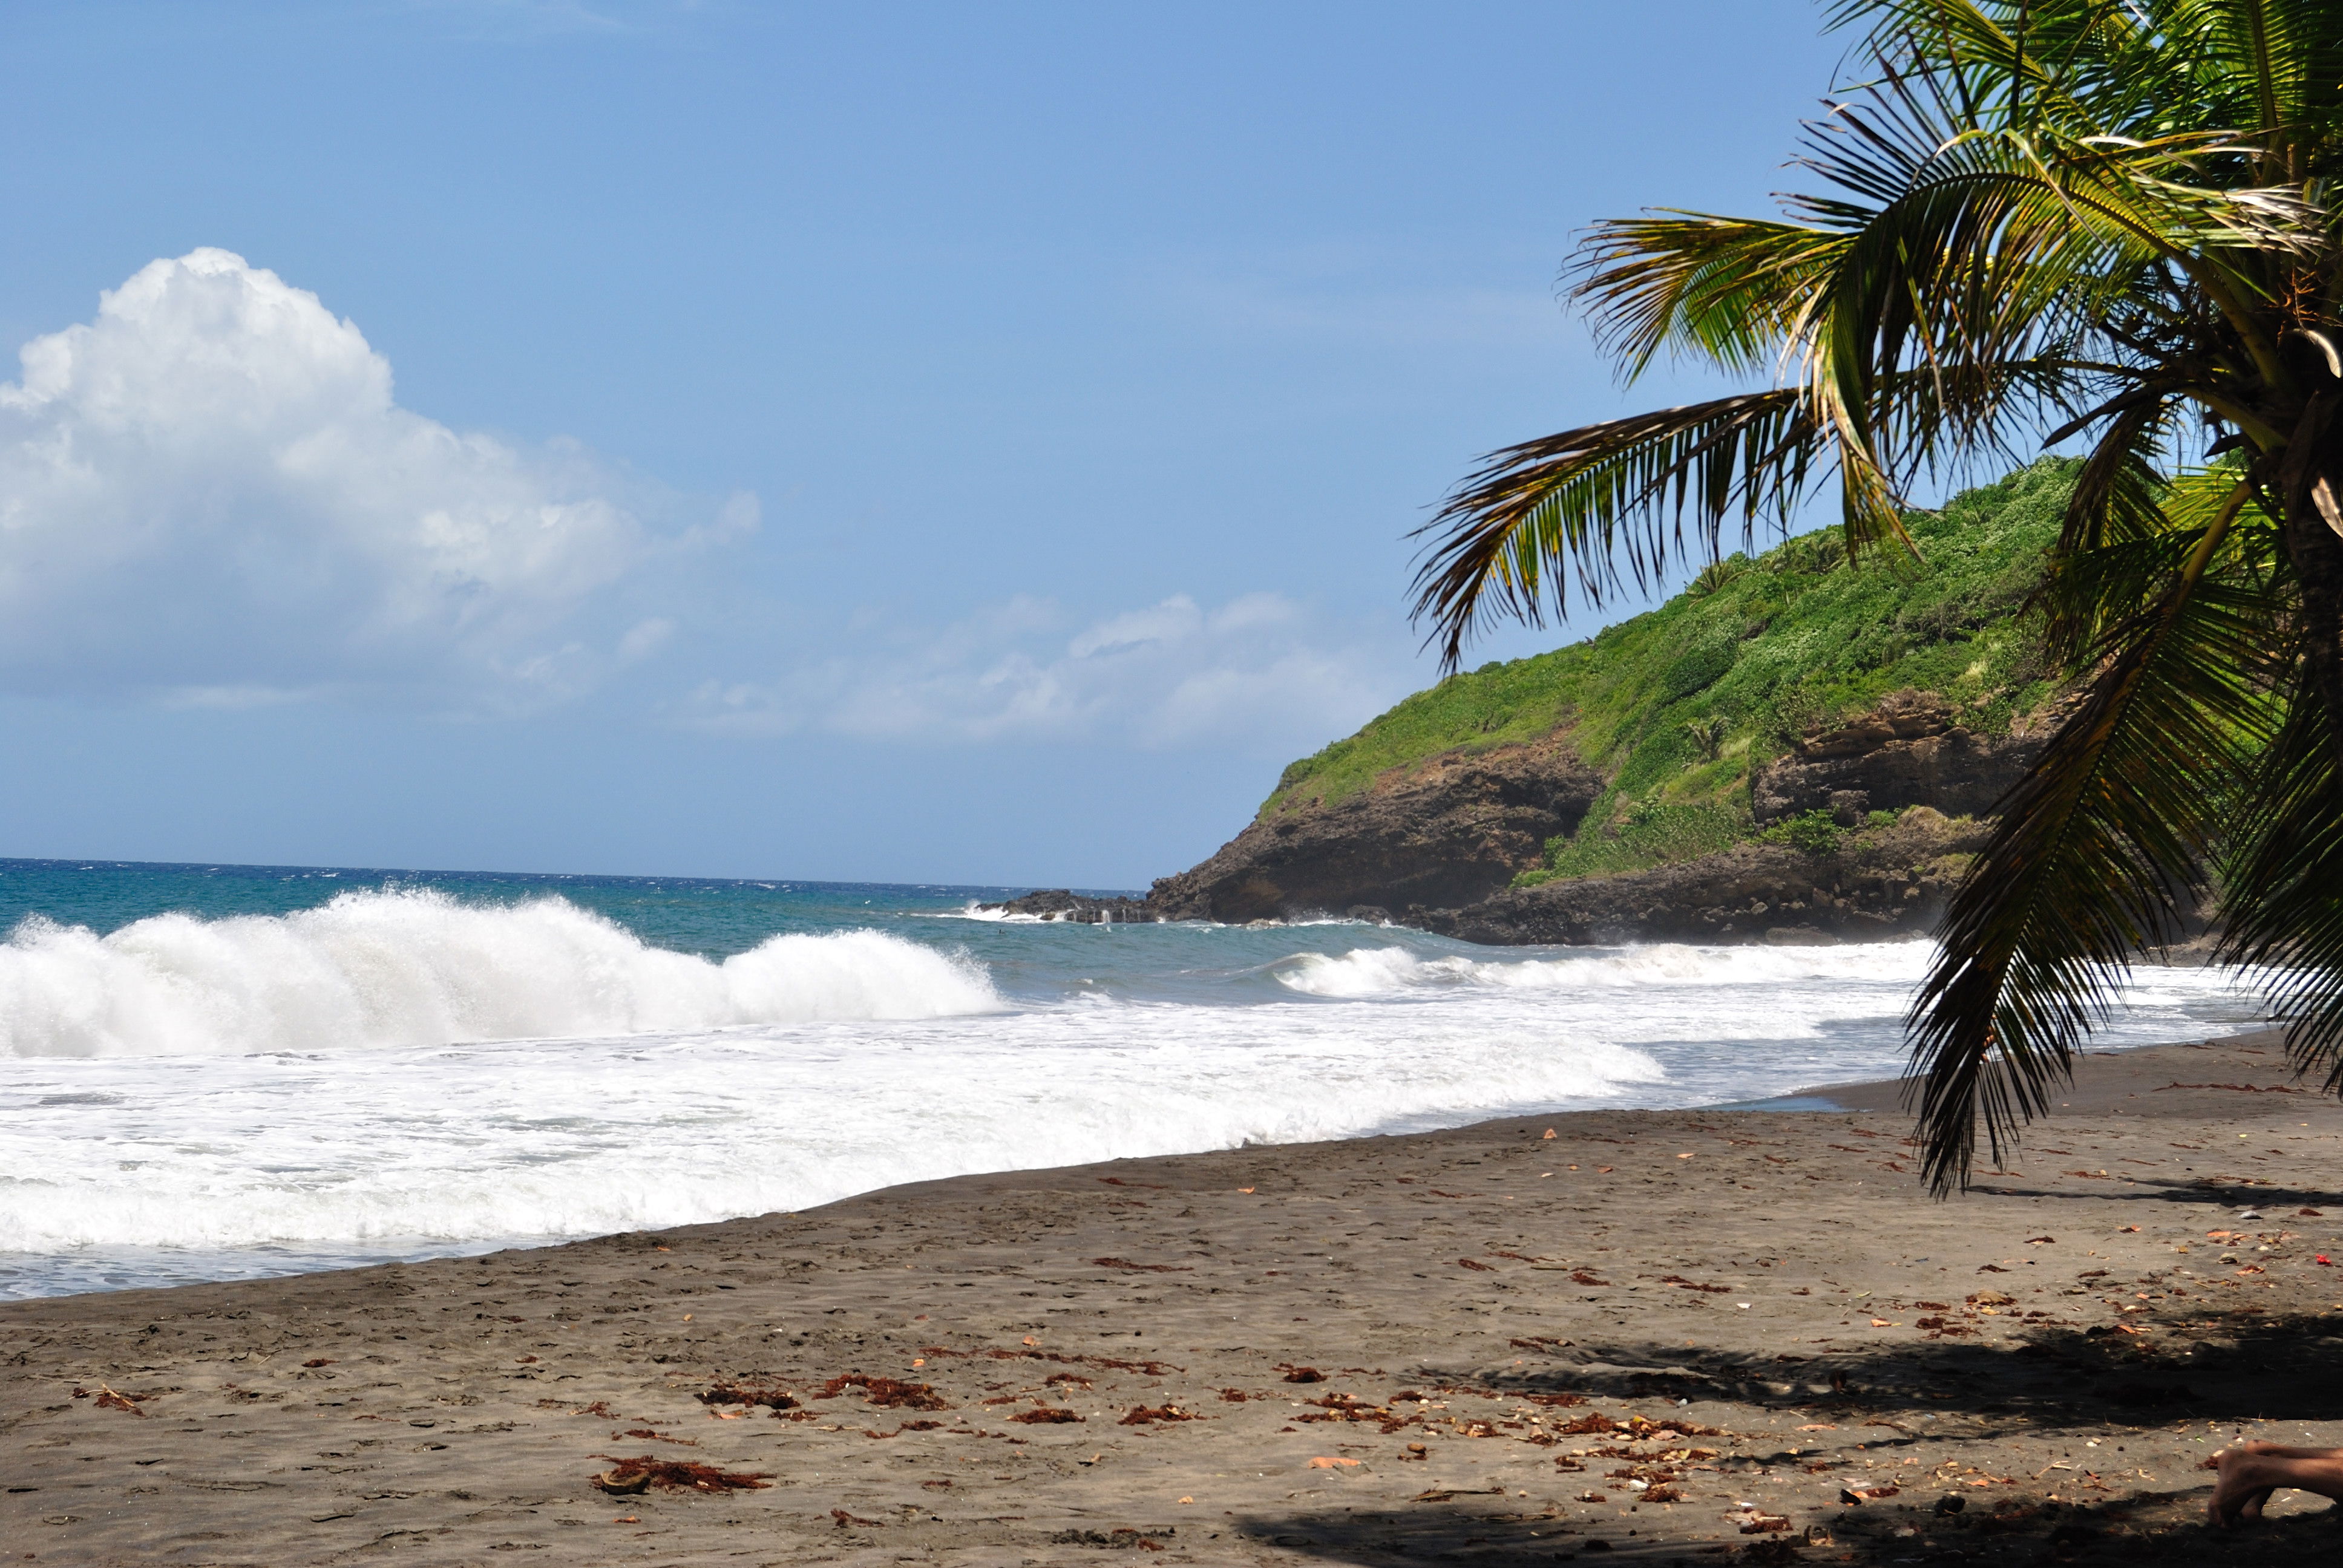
[1217,1315,2343,1564]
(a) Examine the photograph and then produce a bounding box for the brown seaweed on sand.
[1119,1404,1201,1426]
[819,1374,952,1410]
[589,1455,771,1494]
[93,1383,150,1415]
[1009,1406,1085,1423]
[1090,1256,1193,1272]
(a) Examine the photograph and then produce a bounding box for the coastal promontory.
[994,461,2081,942]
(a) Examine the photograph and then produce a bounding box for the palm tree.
[1411,0,2343,1192]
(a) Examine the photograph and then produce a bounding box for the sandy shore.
[8,1030,2343,1565]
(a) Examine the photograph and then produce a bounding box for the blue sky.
[0,0,1848,886]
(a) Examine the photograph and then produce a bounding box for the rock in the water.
[976,889,1156,923]
[1143,735,1602,923]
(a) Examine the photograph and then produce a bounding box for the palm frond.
[1409,391,1820,667]
[1906,480,2270,1191]
[2218,654,2343,1091]
[1571,215,1850,380]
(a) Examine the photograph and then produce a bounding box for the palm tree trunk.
[2281,393,2343,765]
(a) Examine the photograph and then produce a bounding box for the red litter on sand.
[2318,1255,2334,1266]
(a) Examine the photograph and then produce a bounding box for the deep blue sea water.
[0,857,2271,1299]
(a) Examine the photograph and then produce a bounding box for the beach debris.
[1178,1496,1192,1504]
[1402,1442,1427,1459]
[1047,1527,1170,1550]
[923,1345,1181,1376]
[1119,1404,1200,1426]
[1656,1274,1731,1293]
[1455,1258,1495,1272]
[830,1508,882,1527]
[615,1428,698,1445]
[1575,1491,1608,1503]
[700,1380,800,1411]
[573,1400,617,1417]
[1009,1406,1084,1424]
[1740,1513,1792,1532]
[1542,1128,1557,1139]
[863,1421,943,1437]
[819,1374,951,1411]
[1280,1365,1326,1383]
[609,1514,638,1524]
[1570,1270,1611,1286]
[1090,1257,1191,1273]
[302,1358,335,1368]
[84,1383,148,1416]
[1307,1455,1360,1469]
[2026,1235,2056,1244]
[589,1455,772,1494]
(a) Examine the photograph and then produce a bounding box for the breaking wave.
[0,889,1000,1057]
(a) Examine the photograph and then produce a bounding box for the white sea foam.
[0,918,2269,1293]
[0,890,1000,1057]
[1272,941,1936,999]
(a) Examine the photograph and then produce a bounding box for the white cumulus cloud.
[0,248,739,708]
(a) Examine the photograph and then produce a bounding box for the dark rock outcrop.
[1143,736,1604,923]
[1418,809,1989,946]
[1749,690,2050,824]
[978,889,1156,923]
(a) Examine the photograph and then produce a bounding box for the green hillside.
[1266,460,2076,884]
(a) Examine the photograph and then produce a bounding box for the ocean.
[0,857,2269,1300]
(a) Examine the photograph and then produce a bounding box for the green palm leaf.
[1908,483,2272,1190]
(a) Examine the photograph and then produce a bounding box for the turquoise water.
[0,857,2271,1299]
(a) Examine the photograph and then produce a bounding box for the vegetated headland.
[997,459,2094,944]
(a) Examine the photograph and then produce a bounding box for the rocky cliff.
[1142,734,1603,923]
[1748,688,2058,825]
[1417,808,1989,945]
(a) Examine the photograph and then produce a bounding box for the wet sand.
[9,1030,2343,1565]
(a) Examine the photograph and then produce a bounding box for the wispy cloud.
[392,0,637,39]
[680,591,1405,754]
[1146,247,1572,352]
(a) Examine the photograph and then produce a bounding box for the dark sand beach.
[9,1030,2343,1565]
